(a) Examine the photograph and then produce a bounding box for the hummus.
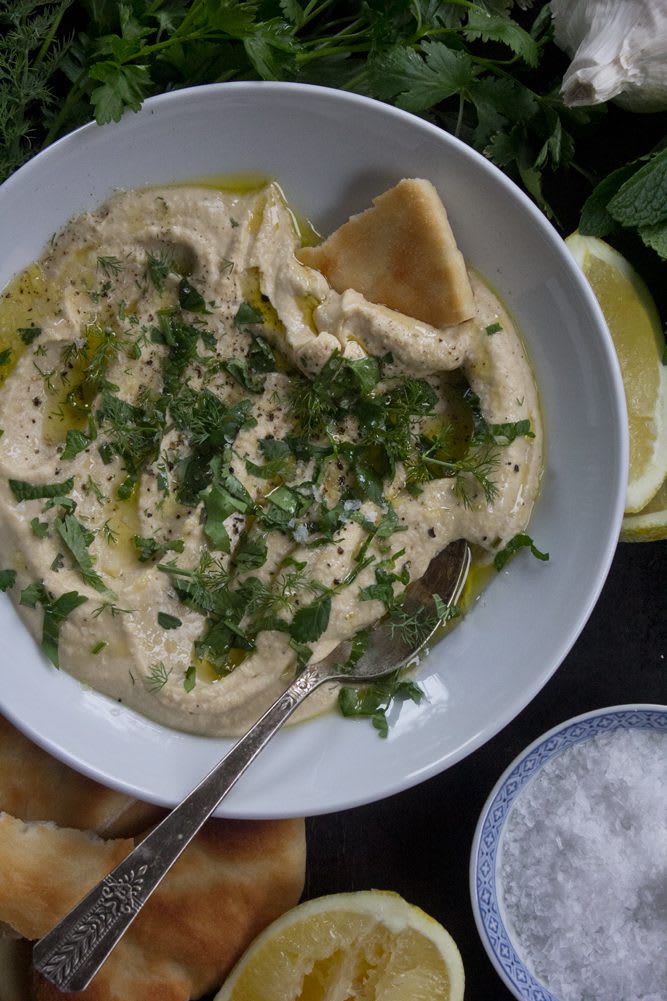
[0,180,542,736]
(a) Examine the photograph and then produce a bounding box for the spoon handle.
[32,664,325,992]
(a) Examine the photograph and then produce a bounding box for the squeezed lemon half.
[565,233,667,519]
[214,890,465,1001]
[621,477,667,542]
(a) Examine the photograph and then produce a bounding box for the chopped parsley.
[157,611,182,630]
[18,326,42,344]
[19,582,88,667]
[494,533,550,571]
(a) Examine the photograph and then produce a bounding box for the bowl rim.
[0,81,630,817]
[469,703,667,1001]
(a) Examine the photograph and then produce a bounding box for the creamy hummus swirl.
[0,182,542,735]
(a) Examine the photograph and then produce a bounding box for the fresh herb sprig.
[0,3,585,221]
[1,2,664,314]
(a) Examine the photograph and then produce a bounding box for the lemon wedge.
[565,233,667,514]
[621,476,667,541]
[214,890,465,1001]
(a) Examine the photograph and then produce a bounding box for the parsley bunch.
[1,0,665,313]
[0,1,596,221]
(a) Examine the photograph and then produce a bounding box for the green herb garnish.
[18,326,42,344]
[157,611,182,630]
[9,477,74,501]
[494,533,550,571]
[19,582,88,667]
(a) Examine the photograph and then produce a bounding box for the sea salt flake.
[499,728,667,1001]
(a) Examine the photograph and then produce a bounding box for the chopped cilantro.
[0,569,16,591]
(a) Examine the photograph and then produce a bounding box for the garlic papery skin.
[551,0,667,112]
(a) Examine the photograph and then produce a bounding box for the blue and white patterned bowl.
[469,704,667,1001]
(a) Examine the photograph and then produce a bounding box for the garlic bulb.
[551,0,667,112]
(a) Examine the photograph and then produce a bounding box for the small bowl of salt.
[470,704,667,1001]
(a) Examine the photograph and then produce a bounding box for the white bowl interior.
[0,83,627,817]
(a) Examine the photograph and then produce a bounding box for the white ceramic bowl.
[470,705,667,1001]
[0,83,627,818]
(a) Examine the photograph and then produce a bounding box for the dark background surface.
[303,538,667,999]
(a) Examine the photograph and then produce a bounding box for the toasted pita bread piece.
[0,812,305,1001]
[0,716,162,837]
[297,178,475,327]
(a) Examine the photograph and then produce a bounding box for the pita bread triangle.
[297,178,475,328]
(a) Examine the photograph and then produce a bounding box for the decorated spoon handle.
[32,664,325,993]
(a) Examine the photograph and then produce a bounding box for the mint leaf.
[9,477,74,501]
[0,569,16,591]
[638,220,667,260]
[607,148,667,229]
[579,162,641,237]
[289,595,331,643]
[56,514,116,597]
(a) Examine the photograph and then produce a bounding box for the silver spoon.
[32,539,470,992]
